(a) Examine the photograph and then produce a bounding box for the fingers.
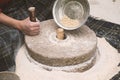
[29,26,40,31]
[24,29,40,36]
[29,31,40,36]
[27,21,40,36]
[29,21,40,27]
[21,17,41,36]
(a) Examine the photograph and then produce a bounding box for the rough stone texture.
[25,19,97,67]
[25,48,99,72]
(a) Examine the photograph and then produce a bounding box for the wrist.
[14,20,23,30]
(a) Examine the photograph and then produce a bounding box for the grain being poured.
[61,15,80,28]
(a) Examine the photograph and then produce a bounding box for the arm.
[0,12,21,29]
[0,12,40,36]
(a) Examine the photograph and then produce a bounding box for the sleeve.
[0,8,2,12]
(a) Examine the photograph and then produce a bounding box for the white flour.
[15,38,120,80]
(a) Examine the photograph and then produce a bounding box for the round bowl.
[53,0,90,30]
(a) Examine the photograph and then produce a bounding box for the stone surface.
[25,19,97,67]
[25,48,99,72]
[15,38,120,80]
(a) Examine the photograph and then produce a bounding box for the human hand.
[18,17,40,36]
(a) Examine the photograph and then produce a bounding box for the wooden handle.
[28,7,36,22]
[56,28,65,40]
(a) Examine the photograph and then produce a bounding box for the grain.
[61,15,80,27]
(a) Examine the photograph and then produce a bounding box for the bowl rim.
[52,0,90,30]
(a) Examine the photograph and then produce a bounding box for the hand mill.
[25,0,99,72]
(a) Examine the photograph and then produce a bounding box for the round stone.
[25,19,97,67]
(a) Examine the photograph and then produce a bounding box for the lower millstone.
[25,19,99,72]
